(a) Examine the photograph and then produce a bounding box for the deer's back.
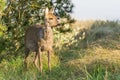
[25,25,53,52]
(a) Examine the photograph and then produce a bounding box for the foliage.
[0,0,120,79]
[0,20,120,79]
[0,0,6,11]
[0,0,73,58]
[0,0,7,55]
[0,0,6,36]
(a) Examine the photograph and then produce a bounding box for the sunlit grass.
[0,20,120,80]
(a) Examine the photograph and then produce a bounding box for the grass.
[0,20,120,80]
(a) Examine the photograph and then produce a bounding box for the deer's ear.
[50,7,54,13]
[45,7,49,15]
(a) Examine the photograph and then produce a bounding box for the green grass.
[0,20,120,80]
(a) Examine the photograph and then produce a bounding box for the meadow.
[0,20,120,80]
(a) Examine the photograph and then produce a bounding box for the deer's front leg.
[34,47,42,73]
[48,50,51,72]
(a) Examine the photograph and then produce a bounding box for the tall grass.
[0,20,120,80]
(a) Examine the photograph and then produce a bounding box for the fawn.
[24,7,58,73]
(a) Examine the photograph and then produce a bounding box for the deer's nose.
[57,17,60,23]
[57,17,60,20]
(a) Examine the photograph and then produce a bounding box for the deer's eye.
[49,18,53,20]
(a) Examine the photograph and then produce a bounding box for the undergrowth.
[0,20,120,80]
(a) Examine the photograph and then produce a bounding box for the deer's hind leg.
[24,48,30,69]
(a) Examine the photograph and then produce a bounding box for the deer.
[24,7,59,73]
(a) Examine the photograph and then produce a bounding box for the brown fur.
[24,8,58,72]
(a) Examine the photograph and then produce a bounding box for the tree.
[1,0,73,57]
[0,0,7,57]
[0,0,6,37]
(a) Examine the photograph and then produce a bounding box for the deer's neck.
[44,23,53,40]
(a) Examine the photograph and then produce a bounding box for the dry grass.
[67,47,120,67]
[0,20,120,80]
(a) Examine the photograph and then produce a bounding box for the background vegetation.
[0,0,120,80]
[0,0,73,60]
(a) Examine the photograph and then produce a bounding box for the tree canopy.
[0,0,73,58]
